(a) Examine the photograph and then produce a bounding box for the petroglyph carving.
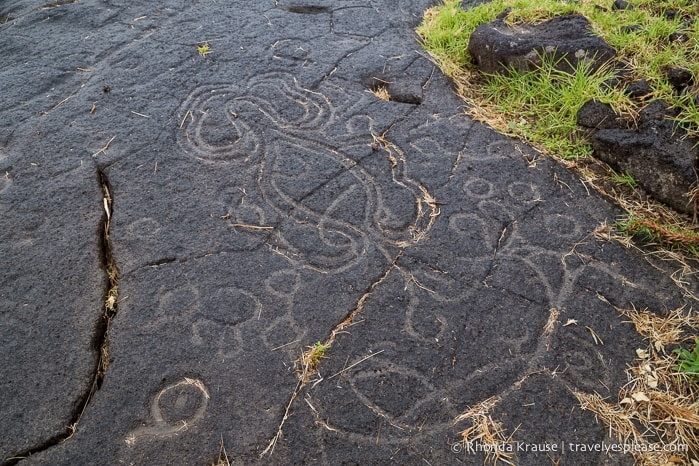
[126,378,209,444]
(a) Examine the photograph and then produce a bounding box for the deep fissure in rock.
[1,170,120,466]
[96,168,119,389]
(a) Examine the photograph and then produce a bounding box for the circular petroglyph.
[188,287,260,358]
[156,379,209,424]
[462,178,494,199]
[264,269,301,298]
[544,213,582,239]
[126,217,161,238]
[157,284,200,320]
[126,378,209,444]
[507,181,542,203]
[200,287,261,325]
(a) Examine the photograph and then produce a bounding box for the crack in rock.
[260,250,403,458]
[96,169,119,389]
[1,170,120,465]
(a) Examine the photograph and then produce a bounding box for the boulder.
[468,13,616,75]
[625,79,653,100]
[580,99,699,215]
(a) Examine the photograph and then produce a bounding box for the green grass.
[614,216,699,253]
[197,43,211,56]
[610,169,638,188]
[673,338,699,380]
[307,341,330,369]
[417,0,699,153]
[479,54,627,158]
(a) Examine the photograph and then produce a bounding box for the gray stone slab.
[0,160,104,459]
[1,0,697,465]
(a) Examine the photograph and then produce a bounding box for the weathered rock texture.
[468,13,616,75]
[578,100,699,214]
[0,1,697,465]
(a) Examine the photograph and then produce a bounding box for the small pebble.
[612,0,633,10]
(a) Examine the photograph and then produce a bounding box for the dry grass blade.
[91,135,116,158]
[575,305,699,464]
[574,391,642,446]
[454,396,516,466]
[624,219,699,247]
[370,131,441,247]
[229,223,274,230]
[594,224,699,301]
[618,306,697,352]
[212,436,230,466]
[369,86,391,101]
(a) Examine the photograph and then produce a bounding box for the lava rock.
[667,67,693,92]
[620,24,642,33]
[626,80,653,100]
[669,31,689,43]
[663,9,679,20]
[612,0,633,10]
[639,99,679,121]
[588,100,699,214]
[368,74,423,105]
[577,100,624,129]
[467,13,616,75]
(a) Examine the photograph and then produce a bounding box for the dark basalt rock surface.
[467,13,616,75]
[1,1,697,465]
[579,100,699,214]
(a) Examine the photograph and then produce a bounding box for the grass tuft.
[610,169,639,189]
[674,338,699,379]
[616,216,699,252]
[417,0,699,254]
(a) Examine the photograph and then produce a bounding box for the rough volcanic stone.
[640,99,680,121]
[365,60,433,105]
[2,0,698,465]
[625,79,653,100]
[664,9,679,20]
[669,31,690,43]
[667,67,694,92]
[612,0,633,10]
[589,100,699,214]
[577,100,624,129]
[468,14,616,75]
[0,163,104,459]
